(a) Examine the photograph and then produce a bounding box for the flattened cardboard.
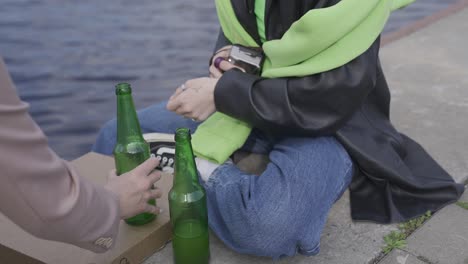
[0,152,173,264]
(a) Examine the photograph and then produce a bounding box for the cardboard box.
[0,152,173,264]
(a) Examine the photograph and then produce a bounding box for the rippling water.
[0,0,459,159]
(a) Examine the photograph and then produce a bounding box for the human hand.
[209,45,246,78]
[166,77,218,122]
[209,45,231,78]
[104,157,162,219]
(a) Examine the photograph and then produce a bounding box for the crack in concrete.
[394,248,436,264]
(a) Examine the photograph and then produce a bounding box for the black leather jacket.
[212,0,464,223]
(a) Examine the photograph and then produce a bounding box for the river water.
[0,0,459,159]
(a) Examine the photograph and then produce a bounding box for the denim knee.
[91,118,117,155]
[229,206,301,259]
[203,136,353,259]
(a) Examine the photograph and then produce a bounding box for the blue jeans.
[92,102,354,259]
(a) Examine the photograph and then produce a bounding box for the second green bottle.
[169,128,210,264]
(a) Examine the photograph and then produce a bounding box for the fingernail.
[159,208,164,214]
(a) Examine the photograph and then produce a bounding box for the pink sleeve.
[0,58,120,252]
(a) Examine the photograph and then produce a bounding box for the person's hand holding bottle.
[105,157,162,219]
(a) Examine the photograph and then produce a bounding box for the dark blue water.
[0,0,459,160]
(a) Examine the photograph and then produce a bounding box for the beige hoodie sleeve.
[0,58,120,252]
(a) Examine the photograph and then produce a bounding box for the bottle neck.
[173,137,199,188]
[116,93,143,143]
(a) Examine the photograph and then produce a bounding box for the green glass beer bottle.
[169,128,210,264]
[113,83,156,226]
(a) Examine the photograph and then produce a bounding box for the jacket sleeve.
[214,38,381,137]
[0,58,120,253]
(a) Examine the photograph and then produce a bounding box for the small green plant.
[456,201,468,210]
[381,211,432,254]
[382,231,407,254]
[398,211,432,236]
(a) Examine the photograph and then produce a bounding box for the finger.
[175,107,191,117]
[216,45,232,54]
[219,49,230,56]
[142,189,160,200]
[146,188,162,200]
[147,170,162,184]
[144,204,162,215]
[133,157,160,176]
[209,65,222,78]
[168,94,176,101]
[218,45,232,52]
[211,53,229,65]
[169,87,184,101]
[173,101,192,116]
[174,87,185,97]
[171,95,192,116]
[166,96,183,111]
[212,47,231,60]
